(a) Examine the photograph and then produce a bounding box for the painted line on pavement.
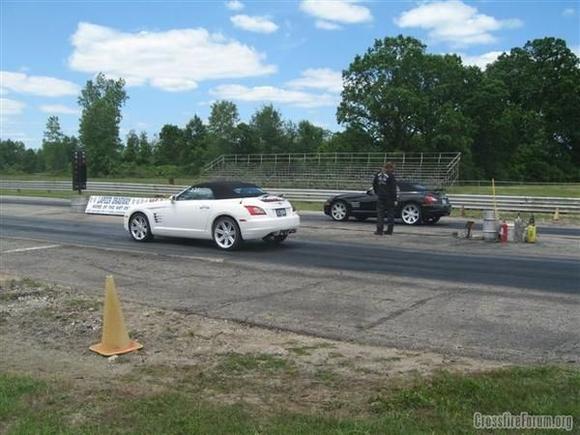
[1,236,224,264]
[2,244,61,254]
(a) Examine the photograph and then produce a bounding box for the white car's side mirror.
[170,194,176,202]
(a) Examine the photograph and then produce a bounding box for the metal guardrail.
[1,180,578,214]
[455,180,580,186]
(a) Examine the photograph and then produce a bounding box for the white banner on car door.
[85,196,166,216]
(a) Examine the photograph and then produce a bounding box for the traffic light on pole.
[72,150,87,192]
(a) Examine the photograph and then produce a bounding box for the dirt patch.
[0,274,504,417]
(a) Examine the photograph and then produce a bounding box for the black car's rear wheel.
[330,201,349,221]
[423,216,441,225]
[401,203,422,225]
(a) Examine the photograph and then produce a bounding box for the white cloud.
[395,0,523,46]
[210,84,338,108]
[300,0,372,25]
[69,22,276,92]
[0,97,25,116]
[309,119,329,129]
[287,68,343,93]
[0,131,39,145]
[562,8,575,16]
[226,0,244,11]
[230,15,279,33]
[211,67,343,108]
[460,51,503,69]
[39,104,79,115]
[0,71,80,97]
[315,20,341,30]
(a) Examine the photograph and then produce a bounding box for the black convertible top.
[192,181,263,199]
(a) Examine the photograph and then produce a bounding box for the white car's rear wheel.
[129,213,153,242]
[213,217,241,250]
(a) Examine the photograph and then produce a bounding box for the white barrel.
[70,196,89,213]
[483,210,498,242]
[507,223,515,242]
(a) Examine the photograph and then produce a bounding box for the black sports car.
[323,182,452,225]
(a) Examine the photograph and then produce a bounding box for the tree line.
[1,36,578,181]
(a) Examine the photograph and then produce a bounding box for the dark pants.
[377,198,395,234]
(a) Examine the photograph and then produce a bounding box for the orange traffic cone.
[90,276,143,356]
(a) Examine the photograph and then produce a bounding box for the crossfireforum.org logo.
[474,412,574,431]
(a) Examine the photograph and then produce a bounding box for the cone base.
[89,340,143,356]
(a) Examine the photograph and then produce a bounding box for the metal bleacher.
[202,152,462,189]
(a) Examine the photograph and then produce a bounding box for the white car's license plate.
[276,208,287,217]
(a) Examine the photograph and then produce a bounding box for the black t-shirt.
[373,171,397,200]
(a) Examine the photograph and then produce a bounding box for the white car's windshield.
[233,186,266,198]
[183,182,267,199]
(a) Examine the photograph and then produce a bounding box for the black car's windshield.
[398,182,427,192]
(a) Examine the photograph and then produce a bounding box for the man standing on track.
[373,162,397,235]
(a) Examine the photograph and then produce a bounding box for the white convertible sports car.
[123,181,300,250]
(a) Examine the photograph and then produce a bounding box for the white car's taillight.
[244,205,267,216]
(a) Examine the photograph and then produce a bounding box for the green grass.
[313,369,340,385]
[292,201,325,212]
[0,374,44,419]
[216,352,292,374]
[2,172,579,197]
[448,184,580,198]
[0,173,71,181]
[0,374,67,434]
[0,189,75,199]
[1,366,578,434]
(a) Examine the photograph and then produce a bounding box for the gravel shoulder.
[1,202,579,365]
[0,274,504,417]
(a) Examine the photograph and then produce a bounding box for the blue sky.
[1,0,579,149]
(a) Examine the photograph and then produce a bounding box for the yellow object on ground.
[526,225,537,243]
[90,275,143,356]
[553,208,560,221]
